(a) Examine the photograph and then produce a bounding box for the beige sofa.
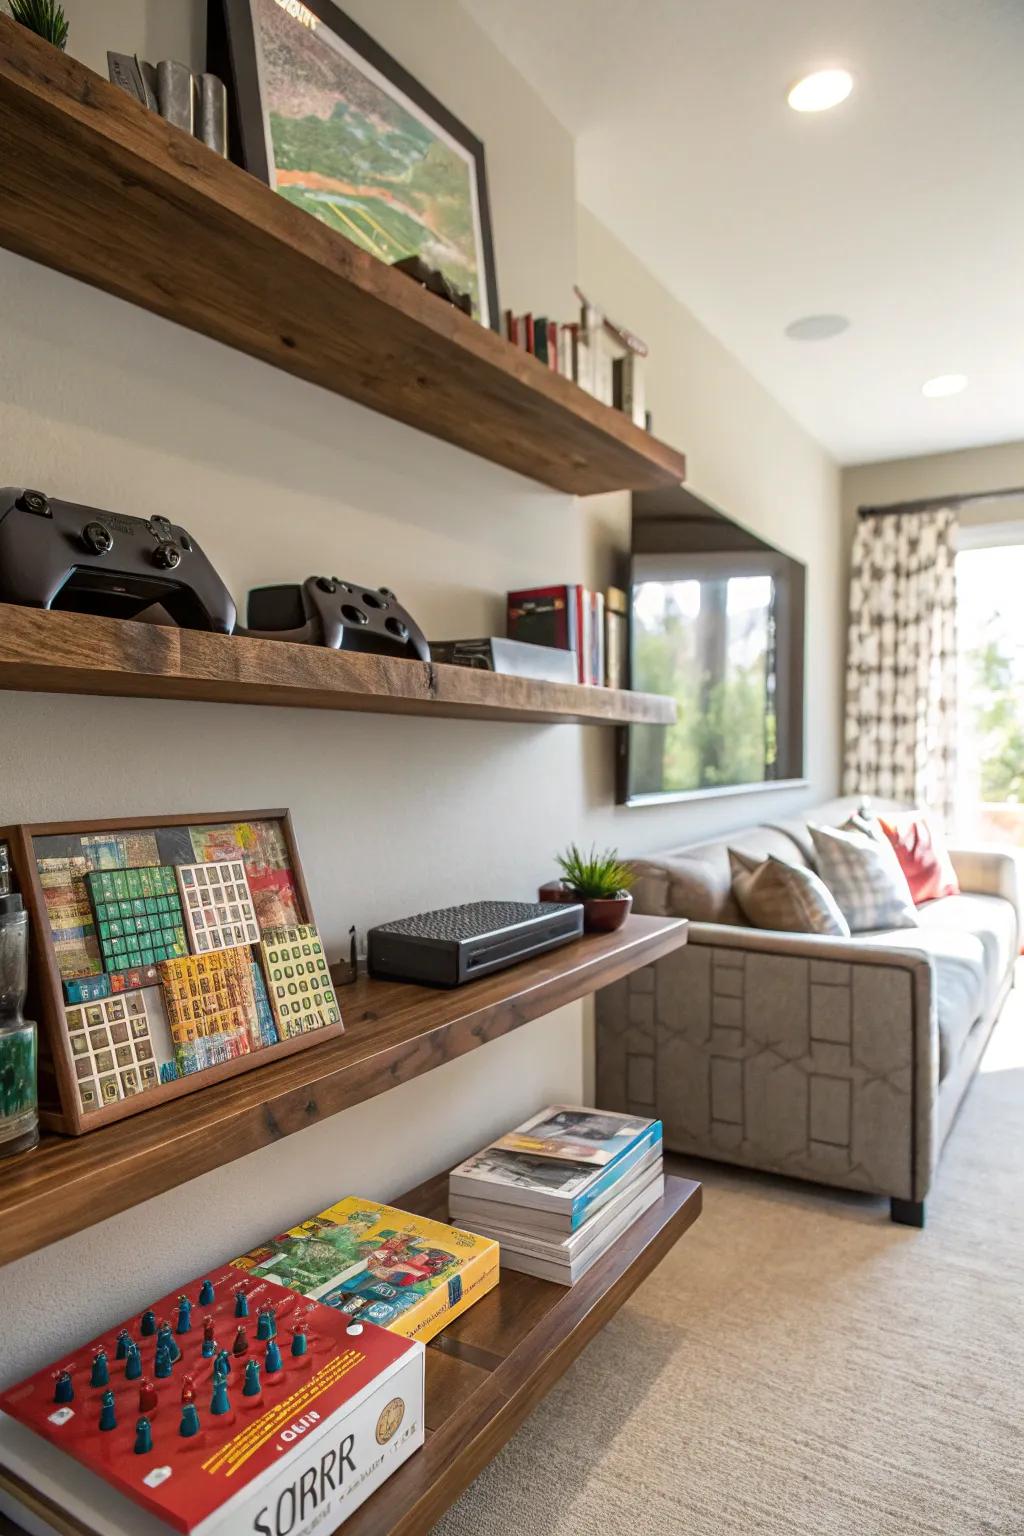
[595,799,1021,1225]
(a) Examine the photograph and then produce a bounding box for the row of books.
[507,584,608,686]
[449,1105,664,1285]
[505,312,580,381]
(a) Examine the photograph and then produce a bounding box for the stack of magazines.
[448,1106,664,1285]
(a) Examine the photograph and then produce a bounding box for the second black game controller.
[0,488,236,633]
[240,577,430,663]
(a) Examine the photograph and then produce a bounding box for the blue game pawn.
[98,1391,117,1432]
[242,1359,261,1398]
[210,1379,230,1416]
[213,1349,231,1383]
[155,1346,173,1379]
[256,1308,276,1342]
[198,1280,215,1306]
[115,1329,132,1361]
[175,1296,192,1335]
[90,1350,109,1388]
[234,1289,249,1319]
[201,1335,217,1359]
[140,1309,157,1337]
[53,1370,74,1405]
[180,1403,201,1437]
[290,1330,307,1359]
[134,1417,153,1455]
[157,1323,181,1364]
[264,1339,283,1375]
[125,1344,142,1381]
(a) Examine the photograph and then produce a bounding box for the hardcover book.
[231,1198,498,1344]
[493,1105,659,1166]
[449,1131,663,1229]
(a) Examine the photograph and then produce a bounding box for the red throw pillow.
[877,814,959,905]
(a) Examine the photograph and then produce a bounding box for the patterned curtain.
[843,508,958,823]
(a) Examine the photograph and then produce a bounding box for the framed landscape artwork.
[214,0,500,329]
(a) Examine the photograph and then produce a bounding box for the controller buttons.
[152,541,182,570]
[82,521,113,556]
[341,603,369,626]
[16,490,51,517]
[361,591,385,610]
[179,534,193,553]
[316,578,337,594]
[378,587,394,599]
[386,617,409,643]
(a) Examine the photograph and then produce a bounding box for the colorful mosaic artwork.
[64,990,163,1112]
[259,924,342,1038]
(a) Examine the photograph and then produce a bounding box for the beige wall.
[0,1,841,1377]
[843,440,1024,537]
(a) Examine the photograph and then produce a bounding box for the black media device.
[0,488,236,632]
[368,900,584,988]
[241,577,430,663]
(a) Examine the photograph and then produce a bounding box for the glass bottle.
[0,893,39,1156]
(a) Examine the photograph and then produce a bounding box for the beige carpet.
[435,1002,1024,1536]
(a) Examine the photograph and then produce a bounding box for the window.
[956,534,1024,845]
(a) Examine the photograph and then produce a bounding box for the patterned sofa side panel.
[596,934,938,1202]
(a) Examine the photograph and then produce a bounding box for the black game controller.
[0,488,236,633]
[240,577,430,663]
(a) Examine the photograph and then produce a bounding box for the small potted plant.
[7,0,70,50]
[540,844,635,933]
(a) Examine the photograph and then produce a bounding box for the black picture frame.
[209,0,500,331]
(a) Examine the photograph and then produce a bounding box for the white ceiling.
[465,0,1024,465]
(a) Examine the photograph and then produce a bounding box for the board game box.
[0,1263,423,1536]
[231,1198,499,1344]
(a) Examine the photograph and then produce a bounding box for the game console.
[240,577,430,663]
[0,488,236,632]
[368,900,585,987]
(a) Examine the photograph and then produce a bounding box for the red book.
[504,309,519,345]
[547,320,558,370]
[523,314,535,354]
[507,585,581,664]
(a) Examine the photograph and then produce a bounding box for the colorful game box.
[231,1199,499,1344]
[0,1263,424,1536]
[259,925,342,1037]
[158,951,257,1076]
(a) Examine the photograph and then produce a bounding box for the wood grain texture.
[0,917,687,1265]
[0,1174,701,1536]
[0,607,676,726]
[0,21,686,496]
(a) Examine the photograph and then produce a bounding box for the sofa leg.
[890,1198,926,1228]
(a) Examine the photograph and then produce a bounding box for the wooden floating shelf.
[0,21,686,497]
[0,1170,702,1536]
[0,606,675,725]
[0,916,688,1266]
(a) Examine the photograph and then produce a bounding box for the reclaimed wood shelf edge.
[0,916,688,1266]
[0,20,686,497]
[0,607,676,725]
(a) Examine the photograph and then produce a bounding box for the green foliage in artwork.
[7,0,69,48]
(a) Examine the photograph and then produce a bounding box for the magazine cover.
[449,1130,663,1223]
[231,1198,498,1344]
[493,1105,659,1166]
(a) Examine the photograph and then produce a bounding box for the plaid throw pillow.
[808,823,919,932]
[729,851,851,936]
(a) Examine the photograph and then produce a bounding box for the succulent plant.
[555,843,635,900]
[8,0,69,50]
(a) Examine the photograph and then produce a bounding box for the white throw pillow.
[808,823,919,932]
[728,850,851,937]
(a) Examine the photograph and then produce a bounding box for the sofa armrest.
[948,846,1023,942]
[596,920,940,1203]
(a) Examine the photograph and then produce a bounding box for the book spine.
[196,72,228,156]
[547,320,558,370]
[533,317,548,365]
[156,59,195,133]
[523,313,535,354]
[570,1127,663,1226]
[504,309,519,345]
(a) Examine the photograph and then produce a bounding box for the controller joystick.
[240,576,430,663]
[0,488,236,633]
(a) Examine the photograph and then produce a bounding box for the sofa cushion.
[629,826,810,923]
[729,851,851,936]
[916,893,1017,1016]
[809,822,919,932]
[865,925,986,1079]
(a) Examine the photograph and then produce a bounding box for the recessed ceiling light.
[785,314,850,341]
[787,68,854,113]
[921,373,968,398]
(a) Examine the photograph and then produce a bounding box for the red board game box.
[0,1264,423,1535]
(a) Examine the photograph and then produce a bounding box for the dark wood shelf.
[0,21,686,497]
[0,917,687,1266]
[0,1170,701,1536]
[0,606,675,725]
